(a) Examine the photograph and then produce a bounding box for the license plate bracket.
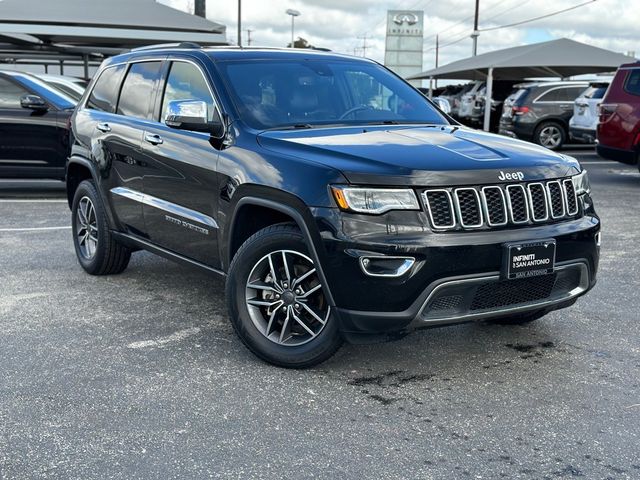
[502,240,556,279]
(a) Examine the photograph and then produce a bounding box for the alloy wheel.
[539,125,562,149]
[245,250,330,346]
[76,196,98,259]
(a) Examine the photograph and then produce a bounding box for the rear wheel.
[71,180,131,275]
[486,309,547,325]
[534,122,566,150]
[226,224,342,368]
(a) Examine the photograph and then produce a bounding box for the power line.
[480,0,597,31]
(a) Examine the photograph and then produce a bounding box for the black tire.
[534,121,566,151]
[486,309,547,325]
[226,224,342,368]
[71,180,131,275]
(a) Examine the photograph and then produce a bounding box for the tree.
[286,37,315,49]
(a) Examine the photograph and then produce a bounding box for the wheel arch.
[226,194,335,307]
[66,156,118,229]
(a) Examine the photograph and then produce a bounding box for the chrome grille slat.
[481,186,508,226]
[563,179,579,216]
[454,188,483,228]
[546,180,565,219]
[527,182,549,222]
[423,189,456,229]
[422,177,581,231]
[506,184,529,224]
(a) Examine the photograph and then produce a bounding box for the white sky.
[158,0,638,71]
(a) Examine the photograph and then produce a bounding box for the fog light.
[359,256,415,278]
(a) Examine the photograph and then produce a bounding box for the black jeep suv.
[66,45,600,367]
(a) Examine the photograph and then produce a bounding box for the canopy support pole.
[83,54,89,80]
[429,76,433,99]
[483,67,493,132]
[59,60,64,75]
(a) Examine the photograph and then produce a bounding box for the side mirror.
[20,94,48,111]
[165,99,223,136]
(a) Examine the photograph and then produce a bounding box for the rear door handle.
[96,122,111,133]
[144,133,163,145]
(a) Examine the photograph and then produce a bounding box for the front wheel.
[226,224,342,368]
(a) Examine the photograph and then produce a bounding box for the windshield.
[216,59,448,129]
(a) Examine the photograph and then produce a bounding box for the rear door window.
[624,69,640,96]
[536,87,561,102]
[117,61,163,120]
[557,87,587,102]
[0,77,29,108]
[87,64,126,113]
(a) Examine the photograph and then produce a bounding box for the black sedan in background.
[0,70,77,180]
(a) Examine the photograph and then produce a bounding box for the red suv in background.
[597,62,640,168]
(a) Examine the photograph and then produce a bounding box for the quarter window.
[0,77,29,108]
[161,61,216,122]
[624,70,640,96]
[87,64,126,113]
[117,61,163,120]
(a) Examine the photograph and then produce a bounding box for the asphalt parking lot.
[1,149,639,479]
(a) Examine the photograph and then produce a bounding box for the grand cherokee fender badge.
[165,215,209,235]
[498,170,525,181]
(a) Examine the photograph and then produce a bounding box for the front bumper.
[569,126,596,143]
[311,196,600,338]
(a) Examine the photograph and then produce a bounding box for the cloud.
[157,0,638,70]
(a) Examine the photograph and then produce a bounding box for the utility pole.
[357,33,369,57]
[435,35,439,89]
[471,0,480,56]
[194,0,205,18]
[246,29,253,46]
[237,0,242,46]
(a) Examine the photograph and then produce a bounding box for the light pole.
[286,9,301,48]
[471,0,479,56]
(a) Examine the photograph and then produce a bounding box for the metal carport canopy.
[407,38,637,131]
[0,0,227,77]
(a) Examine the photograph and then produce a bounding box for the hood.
[257,125,581,186]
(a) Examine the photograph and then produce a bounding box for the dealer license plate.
[503,240,556,279]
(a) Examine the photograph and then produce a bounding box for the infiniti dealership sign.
[384,10,424,87]
[392,12,419,25]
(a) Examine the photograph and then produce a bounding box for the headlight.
[572,170,590,195]
[331,186,420,214]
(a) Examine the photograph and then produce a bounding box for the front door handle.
[96,122,111,133]
[144,133,163,145]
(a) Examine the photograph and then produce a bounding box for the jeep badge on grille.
[498,171,525,181]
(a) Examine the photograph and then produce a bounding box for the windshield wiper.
[266,123,313,131]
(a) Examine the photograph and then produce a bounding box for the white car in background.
[457,80,484,119]
[569,81,610,144]
[35,74,87,102]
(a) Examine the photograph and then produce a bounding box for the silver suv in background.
[457,81,484,119]
[569,81,610,144]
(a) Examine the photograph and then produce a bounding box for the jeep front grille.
[422,178,579,230]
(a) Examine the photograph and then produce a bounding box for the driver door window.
[161,62,217,122]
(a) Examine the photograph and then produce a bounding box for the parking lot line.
[0,226,71,232]
[0,199,67,203]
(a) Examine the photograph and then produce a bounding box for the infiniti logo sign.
[392,12,419,25]
[498,171,525,181]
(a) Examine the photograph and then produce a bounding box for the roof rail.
[130,42,203,52]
